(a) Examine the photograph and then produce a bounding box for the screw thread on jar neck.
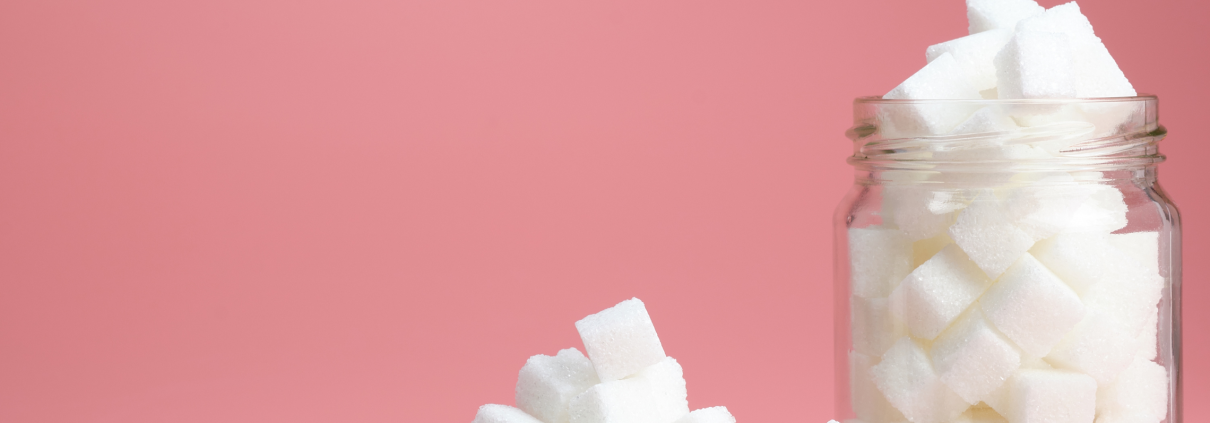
[846,96,1165,186]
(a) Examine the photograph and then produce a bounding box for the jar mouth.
[847,94,1165,174]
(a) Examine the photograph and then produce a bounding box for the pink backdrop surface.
[0,0,1205,422]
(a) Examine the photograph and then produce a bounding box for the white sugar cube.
[870,338,971,423]
[1081,266,1164,337]
[882,53,983,137]
[673,407,736,423]
[852,296,906,357]
[883,186,967,242]
[576,298,666,382]
[991,369,1097,423]
[1030,232,1127,295]
[995,30,1077,100]
[890,244,994,340]
[1108,232,1160,275]
[1045,310,1139,384]
[1045,232,1163,337]
[955,406,1008,423]
[850,228,914,298]
[474,404,546,423]
[979,253,1085,357]
[948,190,1035,280]
[1016,2,1135,98]
[568,357,689,423]
[1136,307,1159,361]
[851,352,908,423]
[966,0,1044,34]
[926,30,1014,92]
[1074,41,1136,98]
[1061,184,1128,234]
[517,348,601,423]
[1003,174,1093,241]
[1096,358,1169,423]
[931,309,1021,404]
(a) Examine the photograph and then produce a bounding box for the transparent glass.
[834,96,1181,423]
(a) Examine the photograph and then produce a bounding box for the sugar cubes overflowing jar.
[833,1,1181,423]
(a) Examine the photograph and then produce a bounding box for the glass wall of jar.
[833,96,1181,423]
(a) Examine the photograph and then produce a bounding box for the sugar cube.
[1016,2,1135,98]
[474,404,546,423]
[1074,41,1136,98]
[979,253,1085,357]
[966,0,1044,34]
[948,190,1035,280]
[991,369,1097,423]
[931,309,1022,404]
[870,337,971,423]
[517,348,601,423]
[576,298,667,382]
[851,352,908,423]
[883,186,967,242]
[1030,232,1129,295]
[1061,184,1128,234]
[1003,174,1093,241]
[1044,310,1139,384]
[1107,232,1160,275]
[673,407,736,423]
[852,296,907,357]
[850,228,914,298]
[926,30,1014,92]
[890,244,994,340]
[882,53,983,137]
[1081,266,1164,337]
[1096,358,1169,423]
[637,358,691,421]
[568,357,689,423]
[995,30,1077,100]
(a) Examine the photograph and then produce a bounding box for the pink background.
[0,0,1205,421]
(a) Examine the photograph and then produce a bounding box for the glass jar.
[833,96,1181,423]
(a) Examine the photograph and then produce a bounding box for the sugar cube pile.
[880,0,1138,141]
[472,298,737,423]
[851,195,1169,423]
[849,2,1170,423]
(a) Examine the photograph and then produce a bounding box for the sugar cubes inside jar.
[836,1,1179,423]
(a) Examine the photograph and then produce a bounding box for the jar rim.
[853,94,1158,106]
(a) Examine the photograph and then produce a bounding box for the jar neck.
[846,96,1167,187]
